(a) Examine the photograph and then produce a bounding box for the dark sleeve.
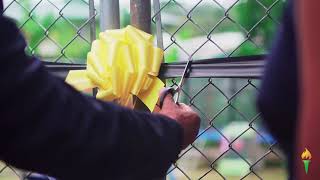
[257,0,297,171]
[0,16,183,179]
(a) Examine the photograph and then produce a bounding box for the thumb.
[163,93,176,107]
[159,88,176,108]
[178,103,192,111]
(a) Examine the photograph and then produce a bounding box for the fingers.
[156,91,200,150]
[177,103,189,109]
[159,88,195,112]
[153,105,161,113]
[163,93,179,109]
[159,88,177,108]
[177,103,194,112]
[159,88,170,97]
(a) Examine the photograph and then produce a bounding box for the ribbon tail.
[137,77,164,111]
[66,70,96,91]
[96,88,117,101]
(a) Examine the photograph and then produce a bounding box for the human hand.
[157,89,200,150]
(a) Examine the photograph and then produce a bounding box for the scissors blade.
[175,59,192,103]
[153,0,192,105]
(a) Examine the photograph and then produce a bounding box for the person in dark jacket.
[257,1,298,179]
[0,2,200,179]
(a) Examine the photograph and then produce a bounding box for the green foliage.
[21,15,91,62]
[161,1,285,57]
[231,0,285,55]
[165,47,179,63]
[15,1,285,63]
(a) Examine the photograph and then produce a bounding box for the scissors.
[153,0,193,109]
[159,59,192,108]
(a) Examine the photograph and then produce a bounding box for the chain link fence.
[2,0,96,64]
[161,77,285,179]
[152,0,286,179]
[1,0,287,179]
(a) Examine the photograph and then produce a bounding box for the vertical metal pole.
[89,0,98,97]
[153,0,164,50]
[130,0,152,111]
[97,0,120,96]
[131,1,167,179]
[130,0,151,33]
[100,0,120,31]
[89,0,96,41]
[153,0,166,100]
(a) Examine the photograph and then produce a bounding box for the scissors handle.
[159,87,177,108]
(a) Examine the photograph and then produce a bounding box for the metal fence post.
[130,1,168,179]
[89,0,97,42]
[130,0,152,111]
[89,0,98,97]
[97,0,120,97]
[100,0,120,31]
[153,0,164,50]
[130,0,151,33]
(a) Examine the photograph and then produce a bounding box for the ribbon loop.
[66,25,164,111]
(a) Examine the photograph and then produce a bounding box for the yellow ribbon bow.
[65,25,164,111]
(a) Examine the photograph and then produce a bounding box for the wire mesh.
[2,0,97,64]
[151,0,287,179]
[1,0,287,179]
[163,78,285,179]
[152,0,284,61]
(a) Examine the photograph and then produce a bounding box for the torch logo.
[301,148,312,174]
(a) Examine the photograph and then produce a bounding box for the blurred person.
[0,1,200,179]
[258,0,320,179]
[257,0,298,178]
